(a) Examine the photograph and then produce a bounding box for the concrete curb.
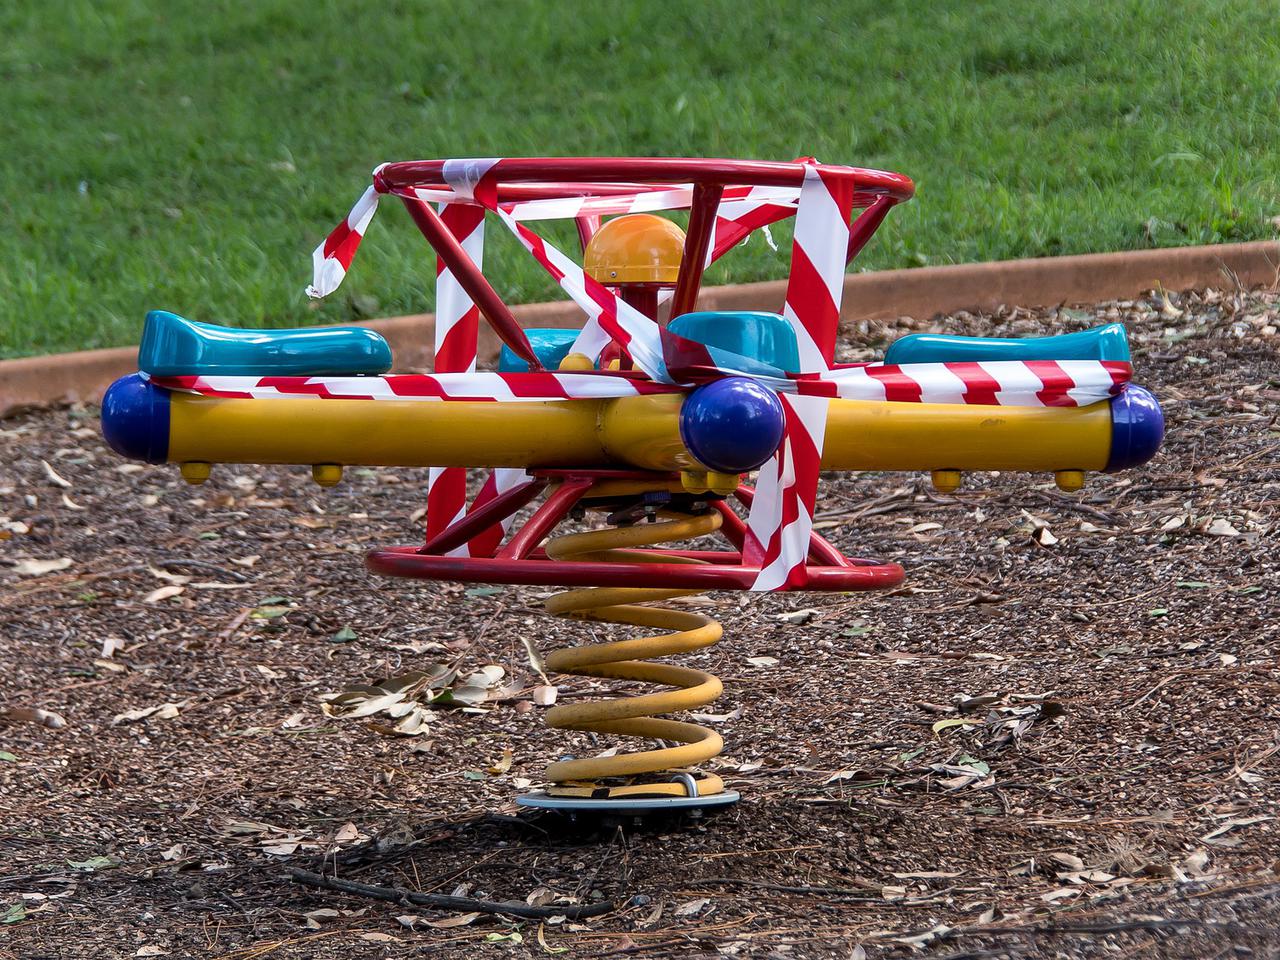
[3,239,1276,417]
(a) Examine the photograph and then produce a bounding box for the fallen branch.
[285,867,619,920]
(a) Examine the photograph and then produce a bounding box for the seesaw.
[102,157,1163,815]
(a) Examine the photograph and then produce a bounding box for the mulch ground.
[2,287,1277,960]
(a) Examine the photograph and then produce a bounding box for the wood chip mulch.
[1,287,1277,959]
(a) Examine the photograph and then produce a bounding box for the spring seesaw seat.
[102,157,1164,817]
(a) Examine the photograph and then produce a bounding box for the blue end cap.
[101,374,170,464]
[1106,384,1164,472]
[678,377,786,474]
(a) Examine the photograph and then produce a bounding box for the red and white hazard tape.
[299,158,1127,590]
[151,360,1128,408]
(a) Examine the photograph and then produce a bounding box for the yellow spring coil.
[541,512,728,800]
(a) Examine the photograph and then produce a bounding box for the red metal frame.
[376,157,914,203]
[846,195,895,264]
[368,548,903,592]
[401,196,542,368]
[372,158,916,594]
[668,182,723,319]
[381,157,914,350]
[370,471,904,593]
[418,477,548,557]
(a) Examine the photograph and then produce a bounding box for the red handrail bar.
[846,195,896,265]
[377,157,915,203]
[400,196,543,370]
[669,182,723,320]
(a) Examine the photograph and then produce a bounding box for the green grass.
[2,0,1278,358]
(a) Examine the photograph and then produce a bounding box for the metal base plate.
[516,790,741,815]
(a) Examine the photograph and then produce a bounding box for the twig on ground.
[285,867,620,920]
[155,557,252,582]
[683,877,880,900]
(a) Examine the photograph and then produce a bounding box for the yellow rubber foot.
[1055,470,1086,492]
[312,463,343,487]
[931,469,962,493]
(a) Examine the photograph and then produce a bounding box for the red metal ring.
[366,547,905,593]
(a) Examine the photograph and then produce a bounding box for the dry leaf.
[321,691,407,720]
[1232,761,1263,785]
[747,656,779,667]
[13,557,73,576]
[538,922,569,954]
[144,585,185,604]
[892,925,950,948]
[1040,887,1081,902]
[776,608,820,624]
[40,459,72,489]
[674,898,709,916]
[1202,815,1272,844]
[391,707,433,736]
[221,820,273,836]
[305,908,341,929]
[521,635,549,682]
[1049,852,1085,872]
[488,748,514,775]
[148,567,192,586]
[1158,289,1183,318]
[532,685,558,707]
[427,912,480,928]
[891,870,962,880]
[525,886,558,907]
[1182,850,1211,876]
[1204,518,1240,537]
[112,702,186,725]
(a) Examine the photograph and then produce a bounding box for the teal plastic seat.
[668,311,801,373]
[500,313,803,373]
[138,310,392,377]
[498,328,581,372]
[883,323,1129,365]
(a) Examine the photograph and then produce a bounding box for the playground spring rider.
[102,157,1164,814]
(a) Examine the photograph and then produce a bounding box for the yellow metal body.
[541,512,728,800]
[582,214,686,285]
[166,390,1113,475]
